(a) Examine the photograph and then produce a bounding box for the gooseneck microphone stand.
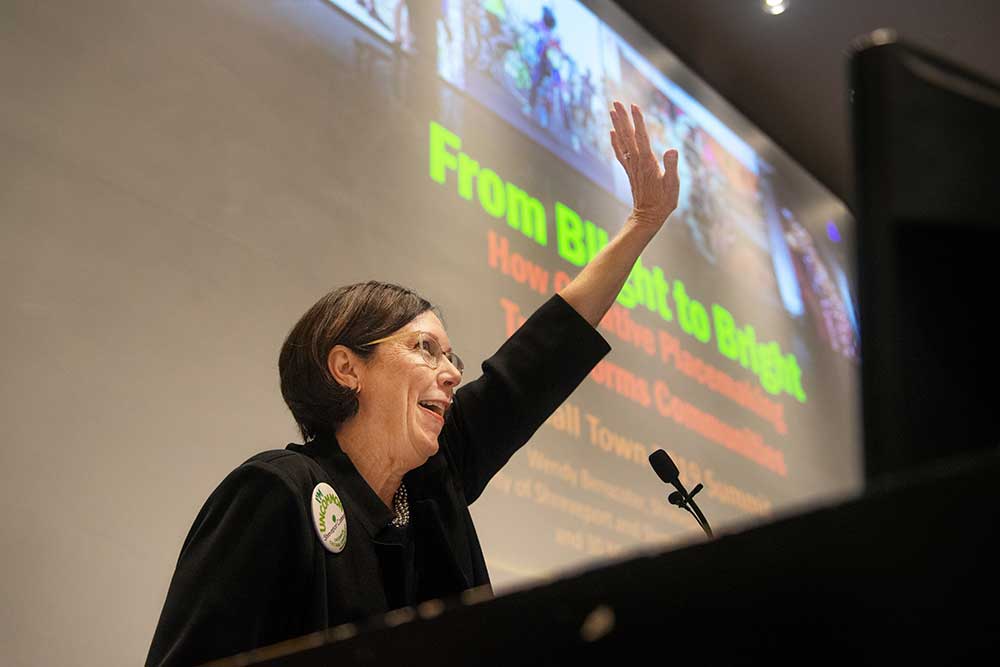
[649,449,714,538]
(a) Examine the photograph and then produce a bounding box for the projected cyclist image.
[453,1,613,184]
[145,102,681,667]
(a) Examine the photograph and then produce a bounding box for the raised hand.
[609,101,680,231]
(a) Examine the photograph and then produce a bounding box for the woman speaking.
[146,102,679,667]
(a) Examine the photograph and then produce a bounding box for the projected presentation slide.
[303,0,860,589]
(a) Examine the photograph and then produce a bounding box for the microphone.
[649,448,681,485]
[648,449,714,538]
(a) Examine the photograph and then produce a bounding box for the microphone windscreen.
[649,449,680,484]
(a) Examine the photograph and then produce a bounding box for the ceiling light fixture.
[763,0,789,15]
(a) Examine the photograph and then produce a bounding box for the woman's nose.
[440,358,462,387]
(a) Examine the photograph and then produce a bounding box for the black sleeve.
[146,463,310,667]
[440,294,610,503]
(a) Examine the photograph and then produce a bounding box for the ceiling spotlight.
[763,0,788,15]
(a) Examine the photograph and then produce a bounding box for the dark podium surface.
[209,449,1000,666]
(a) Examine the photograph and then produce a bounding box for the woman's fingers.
[610,130,627,166]
[631,104,655,159]
[662,149,681,209]
[611,101,638,157]
[609,106,626,149]
[662,149,679,180]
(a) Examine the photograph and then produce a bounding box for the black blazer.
[146,294,610,666]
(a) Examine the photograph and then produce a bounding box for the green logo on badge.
[311,483,347,553]
[315,488,343,533]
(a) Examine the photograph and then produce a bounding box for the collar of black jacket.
[287,433,449,537]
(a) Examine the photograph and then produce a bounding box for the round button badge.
[311,482,347,553]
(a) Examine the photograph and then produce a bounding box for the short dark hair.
[279,281,436,441]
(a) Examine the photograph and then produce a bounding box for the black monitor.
[850,30,1000,485]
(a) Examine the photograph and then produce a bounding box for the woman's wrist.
[623,211,664,241]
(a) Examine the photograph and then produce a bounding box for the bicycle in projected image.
[463,2,603,156]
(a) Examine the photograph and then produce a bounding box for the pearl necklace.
[390,483,410,528]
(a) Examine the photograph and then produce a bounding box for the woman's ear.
[327,345,363,392]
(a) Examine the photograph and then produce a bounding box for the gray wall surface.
[1,2,395,664]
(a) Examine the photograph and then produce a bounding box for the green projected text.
[429,120,806,403]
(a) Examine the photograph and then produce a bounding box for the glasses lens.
[416,333,438,366]
[415,333,463,375]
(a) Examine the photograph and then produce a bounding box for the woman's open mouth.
[418,400,447,422]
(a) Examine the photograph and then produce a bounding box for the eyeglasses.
[361,330,464,375]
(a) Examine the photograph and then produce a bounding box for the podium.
[208,449,1000,666]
